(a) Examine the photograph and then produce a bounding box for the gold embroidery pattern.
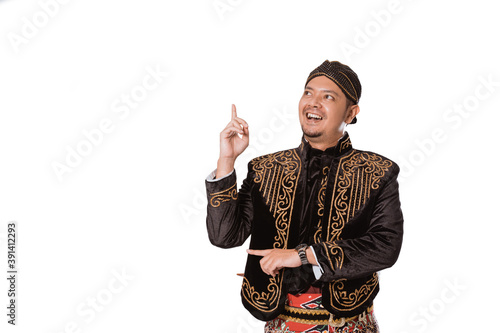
[324,151,391,311]
[327,151,393,243]
[284,305,330,316]
[323,241,344,270]
[339,135,352,152]
[208,183,237,207]
[276,304,374,325]
[314,166,329,243]
[252,150,301,249]
[242,273,281,313]
[241,149,301,312]
[329,273,379,311]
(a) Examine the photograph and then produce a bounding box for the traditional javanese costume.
[206,132,403,329]
[206,61,404,332]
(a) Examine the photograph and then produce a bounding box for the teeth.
[307,113,322,120]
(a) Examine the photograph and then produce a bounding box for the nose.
[308,94,321,109]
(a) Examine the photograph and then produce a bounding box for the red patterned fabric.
[264,291,379,333]
[287,289,322,309]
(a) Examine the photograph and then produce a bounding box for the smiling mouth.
[306,112,323,120]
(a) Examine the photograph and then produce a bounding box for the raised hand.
[216,104,249,178]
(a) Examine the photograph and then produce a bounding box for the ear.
[345,104,360,124]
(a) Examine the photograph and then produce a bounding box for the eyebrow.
[304,86,340,97]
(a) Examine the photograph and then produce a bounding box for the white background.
[1,0,499,332]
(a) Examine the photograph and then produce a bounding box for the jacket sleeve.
[310,165,404,282]
[205,167,254,248]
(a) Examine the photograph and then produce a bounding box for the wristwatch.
[295,243,309,265]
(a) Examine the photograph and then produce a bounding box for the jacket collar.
[298,131,353,160]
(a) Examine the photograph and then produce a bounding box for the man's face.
[298,75,358,148]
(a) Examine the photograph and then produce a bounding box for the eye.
[303,90,312,96]
[325,94,334,100]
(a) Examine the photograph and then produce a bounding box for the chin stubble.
[300,125,322,138]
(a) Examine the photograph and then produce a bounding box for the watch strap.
[295,243,309,265]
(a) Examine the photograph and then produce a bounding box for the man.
[205,60,403,332]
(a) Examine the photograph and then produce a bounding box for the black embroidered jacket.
[205,132,404,321]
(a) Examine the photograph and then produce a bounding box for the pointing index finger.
[232,104,237,120]
[246,249,270,257]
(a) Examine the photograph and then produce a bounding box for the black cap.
[305,60,362,124]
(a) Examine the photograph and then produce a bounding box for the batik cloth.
[264,291,379,333]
